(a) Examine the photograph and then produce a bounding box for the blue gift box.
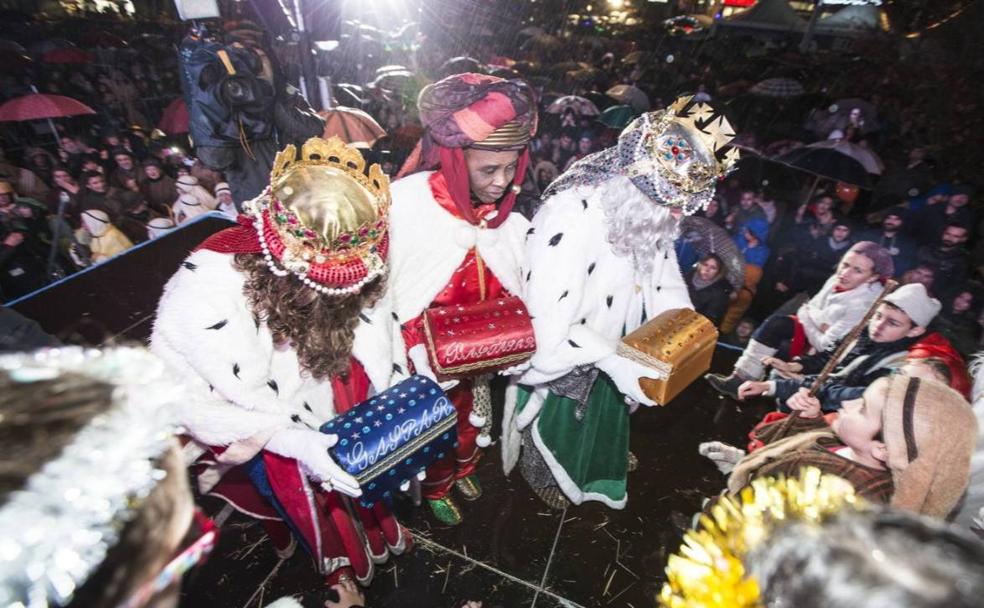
[320,375,458,506]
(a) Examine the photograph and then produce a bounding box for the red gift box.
[422,296,536,380]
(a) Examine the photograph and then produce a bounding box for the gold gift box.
[616,308,718,405]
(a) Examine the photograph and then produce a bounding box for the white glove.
[595,353,660,407]
[265,428,362,498]
[407,344,459,391]
[698,441,746,475]
[499,360,531,377]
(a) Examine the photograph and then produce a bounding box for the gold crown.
[270,136,390,207]
[264,137,390,255]
[659,468,864,608]
[471,120,533,150]
[633,95,740,196]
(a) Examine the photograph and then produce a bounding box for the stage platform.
[181,347,770,608]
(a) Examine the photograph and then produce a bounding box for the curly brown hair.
[234,253,385,380]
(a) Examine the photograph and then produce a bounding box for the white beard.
[600,175,679,275]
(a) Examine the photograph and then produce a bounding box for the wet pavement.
[181,347,774,608]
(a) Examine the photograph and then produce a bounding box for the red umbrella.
[42,48,93,64]
[0,93,95,122]
[80,30,128,48]
[158,97,189,135]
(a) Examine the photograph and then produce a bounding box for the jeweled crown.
[268,136,390,252]
[629,95,740,196]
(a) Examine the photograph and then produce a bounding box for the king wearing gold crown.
[151,137,410,587]
[501,96,740,509]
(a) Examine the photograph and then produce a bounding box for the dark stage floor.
[181,347,770,608]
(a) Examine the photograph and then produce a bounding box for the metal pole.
[799,0,825,54]
[291,0,321,108]
[45,192,68,280]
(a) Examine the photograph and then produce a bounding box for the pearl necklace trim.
[253,215,384,296]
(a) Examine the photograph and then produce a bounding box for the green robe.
[514,371,629,508]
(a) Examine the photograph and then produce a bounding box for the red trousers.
[421,379,481,500]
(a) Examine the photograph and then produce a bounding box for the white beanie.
[214,182,231,195]
[178,193,201,206]
[884,283,942,327]
[176,175,198,189]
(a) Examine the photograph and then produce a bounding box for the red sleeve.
[401,315,425,354]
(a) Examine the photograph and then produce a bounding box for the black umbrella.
[678,216,746,291]
[775,146,874,189]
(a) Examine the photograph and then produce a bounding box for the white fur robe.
[387,170,530,337]
[501,180,693,481]
[150,249,407,457]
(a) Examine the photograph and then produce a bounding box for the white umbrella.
[547,95,601,116]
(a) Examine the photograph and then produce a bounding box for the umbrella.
[0,39,26,53]
[566,67,600,83]
[775,146,874,189]
[319,107,386,148]
[606,84,650,112]
[158,97,189,135]
[0,93,95,122]
[42,48,93,64]
[547,95,600,116]
[597,104,638,130]
[749,78,804,99]
[31,38,75,55]
[678,216,746,291]
[368,70,415,91]
[488,67,520,79]
[80,30,128,48]
[376,64,409,76]
[0,49,33,74]
[806,139,883,175]
[663,14,713,36]
[439,56,483,76]
[0,92,96,145]
[521,34,562,52]
[335,83,368,106]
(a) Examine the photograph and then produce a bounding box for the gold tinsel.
[659,468,866,608]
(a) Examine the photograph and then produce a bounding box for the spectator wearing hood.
[686,253,733,327]
[139,159,177,217]
[0,147,50,202]
[735,217,771,268]
[175,175,217,211]
[79,209,133,264]
[933,285,983,358]
[23,147,57,188]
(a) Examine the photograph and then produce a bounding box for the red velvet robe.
[401,171,511,500]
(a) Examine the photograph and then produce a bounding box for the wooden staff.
[808,279,898,397]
